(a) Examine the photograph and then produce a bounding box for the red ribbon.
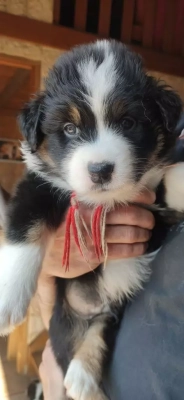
[62,193,104,271]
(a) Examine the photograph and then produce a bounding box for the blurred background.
[0,1,184,398]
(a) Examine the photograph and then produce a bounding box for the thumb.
[37,272,56,330]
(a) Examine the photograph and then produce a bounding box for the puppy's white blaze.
[164,163,184,211]
[78,47,116,129]
[67,129,134,204]
[0,243,45,334]
[101,252,158,303]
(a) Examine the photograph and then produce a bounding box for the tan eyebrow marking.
[69,106,81,125]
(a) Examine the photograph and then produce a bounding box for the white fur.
[31,382,43,400]
[64,359,107,400]
[35,382,43,400]
[0,243,45,335]
[78,41,115,130]
[164,164,184,211]
[140,166,164,191]
[67,129,134,205]
[100,252,158,304]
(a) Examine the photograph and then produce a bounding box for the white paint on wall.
[0,0,54,23]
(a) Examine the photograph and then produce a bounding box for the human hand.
[39,340,65,400]
[36,190,155,328]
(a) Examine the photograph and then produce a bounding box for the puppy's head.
[19,40,182,205]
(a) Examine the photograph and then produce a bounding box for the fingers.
[106,225,151,244]
[133,190,156,205]
[108,242,148,259]
[106,205,155,229]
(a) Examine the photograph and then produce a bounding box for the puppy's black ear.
[18,93,45,152]
[155,83,183,133]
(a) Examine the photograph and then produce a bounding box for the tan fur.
[74,317,107,381]
[70,106,81,125]
[38,139,56,167]
[26,221,46,243]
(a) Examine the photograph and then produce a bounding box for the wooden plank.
[0,115,21,139]
[131,43,184,77]
[142,0,156,47]
[0,11,97,49]
[0,54,41,93]
[132,25,142,42]
[175,0,184,55]
[153,0,166,50]
[1,11,184,77]
[121,0,135,43]
[0,68,30,108]
[0,162,24,193]
[163,0,177,53]
[98,0,112,37]
[74,0,88,31]
[135,0,144,24]
[0,53,38,70]
[7,327,20,361]
[53,0,61,24]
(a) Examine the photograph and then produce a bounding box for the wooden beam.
[121,0,135,43]
[53,0,61,24]
[98,0,112,37]
[0,11,97,50]
[142,0,156,48]
[132,25,142,42]
[1,12,184,77]
[163,0,177,53]
[0,68,30,108]
[74,0,88,31]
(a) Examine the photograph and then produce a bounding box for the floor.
[0,337,31,400]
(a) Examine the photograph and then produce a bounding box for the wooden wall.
[0,56,40,193]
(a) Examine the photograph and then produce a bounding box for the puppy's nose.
[88,162,114,184]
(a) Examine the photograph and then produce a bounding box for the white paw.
[64,359,106,400]
[0,243,43,335]
[0,288,29,336]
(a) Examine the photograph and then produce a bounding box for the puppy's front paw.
[64,359,107,400]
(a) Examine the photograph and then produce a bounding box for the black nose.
[88,162,114,184]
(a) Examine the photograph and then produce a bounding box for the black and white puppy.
[1,40,184,400]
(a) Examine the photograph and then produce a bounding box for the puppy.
[1,40,184,399]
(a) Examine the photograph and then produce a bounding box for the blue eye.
[64,123,79,137]
[121,117,136,130]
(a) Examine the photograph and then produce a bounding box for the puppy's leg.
[164,163,184,211]
[0,221,48,335]
[0,173,68,335]
[64,316,108,400]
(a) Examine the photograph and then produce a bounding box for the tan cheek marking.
[38,139,56,168]
[70,106,81,126]
[148,132,164,166]
[26,222,48,244]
